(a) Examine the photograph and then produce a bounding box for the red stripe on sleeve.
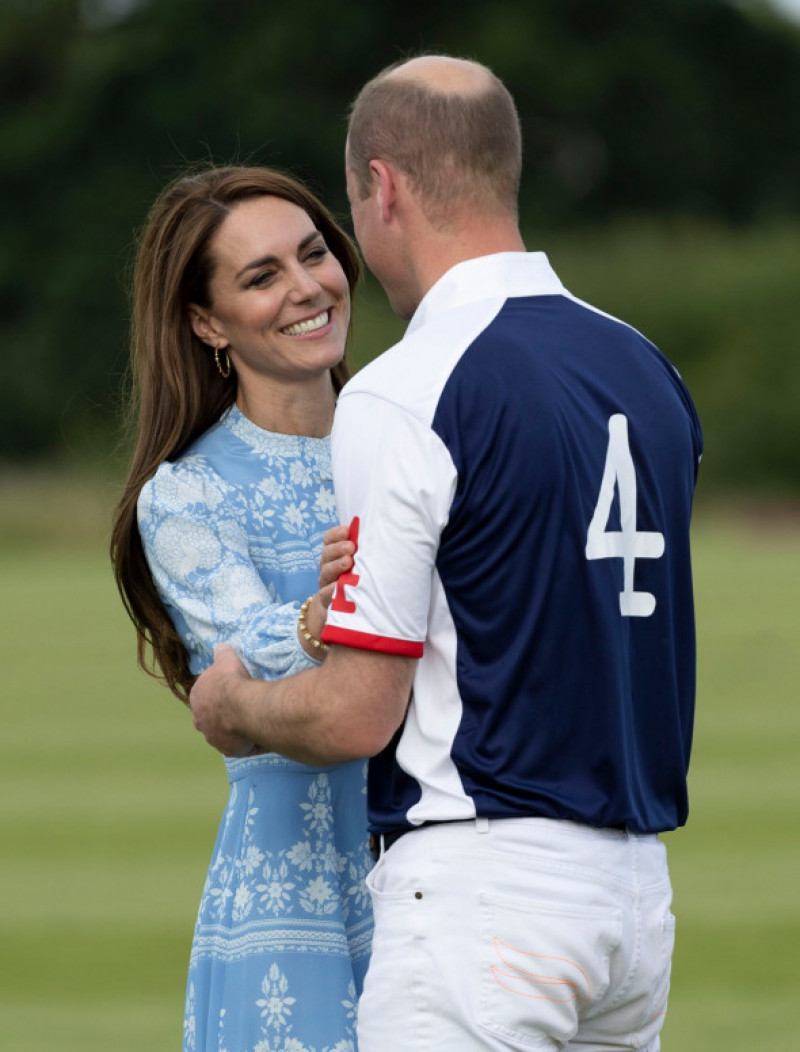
[321,624,424,657]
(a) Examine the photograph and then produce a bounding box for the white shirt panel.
[342,293,509,413]
[324,395,457,652]
[399,569,476,825]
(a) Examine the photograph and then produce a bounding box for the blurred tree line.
[1,0,799,491]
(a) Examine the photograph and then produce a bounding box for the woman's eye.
[249,271,276,288]
[306,246,328,262]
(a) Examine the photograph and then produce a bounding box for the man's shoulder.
[337,336,438,431]
[341,295,508,412]
[340,334,407,399]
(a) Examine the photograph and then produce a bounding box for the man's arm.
[189,642,414,765]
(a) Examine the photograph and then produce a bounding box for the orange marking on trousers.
[491,936,592,1002]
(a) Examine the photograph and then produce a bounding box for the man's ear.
[369,160,398,223]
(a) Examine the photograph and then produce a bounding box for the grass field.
[1,485,798,1050]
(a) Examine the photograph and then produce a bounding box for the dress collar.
[222,404,331,455]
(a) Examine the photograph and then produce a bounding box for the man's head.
[347,55,522,226]
[345,56,523,317]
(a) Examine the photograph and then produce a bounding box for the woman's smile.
[281,308,333,337]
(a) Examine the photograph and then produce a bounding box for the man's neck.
[407,213,526,314]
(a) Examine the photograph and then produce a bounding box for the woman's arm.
[137,459,326,681]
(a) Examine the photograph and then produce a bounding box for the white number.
[585,414,665,617]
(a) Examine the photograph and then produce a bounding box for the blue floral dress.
[137,405,373,1052]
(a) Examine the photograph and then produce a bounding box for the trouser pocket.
[478,892,622,1050]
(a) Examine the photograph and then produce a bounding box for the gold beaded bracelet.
[298,595,329,654]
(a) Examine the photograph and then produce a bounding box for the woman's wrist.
[297,594,329,661]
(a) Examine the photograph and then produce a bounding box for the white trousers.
[358,818,674,1051]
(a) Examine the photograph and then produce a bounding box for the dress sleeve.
[137,458,317,680]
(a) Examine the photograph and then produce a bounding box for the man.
[190,55,703,1051]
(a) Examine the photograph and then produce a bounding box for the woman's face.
[193,195,350,388]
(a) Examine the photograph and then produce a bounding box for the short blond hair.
[347,58,522,225]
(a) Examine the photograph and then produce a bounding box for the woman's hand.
[296,524,356,661]
[318,524,355,606]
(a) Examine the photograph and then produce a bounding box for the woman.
[110,166,371,1052]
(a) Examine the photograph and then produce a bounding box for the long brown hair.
[110,165,361,702]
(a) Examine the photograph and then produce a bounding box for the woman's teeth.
[282,310,329,336]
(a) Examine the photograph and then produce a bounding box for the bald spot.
[384,55,493,96]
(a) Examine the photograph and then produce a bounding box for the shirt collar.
[406,251,565,337]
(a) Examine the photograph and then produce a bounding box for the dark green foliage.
[546,219,800,492]
[1,0,799,489]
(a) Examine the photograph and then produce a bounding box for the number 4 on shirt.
[585,414,665,617]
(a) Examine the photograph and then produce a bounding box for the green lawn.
[661,513,800,1051]
[1,507,798,1050]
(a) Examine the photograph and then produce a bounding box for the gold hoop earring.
[214,346,232,380]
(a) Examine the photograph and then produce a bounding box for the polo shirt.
[322,252,703,835]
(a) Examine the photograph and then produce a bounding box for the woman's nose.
[288,264,322,301]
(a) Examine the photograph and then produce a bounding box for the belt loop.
[475,817,490,834]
